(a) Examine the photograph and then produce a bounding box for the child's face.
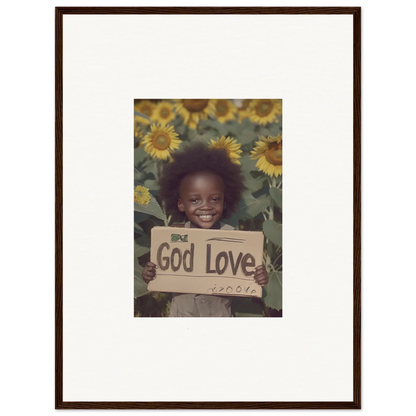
[178,170,225,229]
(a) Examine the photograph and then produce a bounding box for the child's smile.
[178,171,225,229]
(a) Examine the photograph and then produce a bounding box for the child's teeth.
[199,215,212,218]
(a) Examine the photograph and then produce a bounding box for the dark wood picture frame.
[56,6,361,409]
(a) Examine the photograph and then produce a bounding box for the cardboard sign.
[147,226,264,298]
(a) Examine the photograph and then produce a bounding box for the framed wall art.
[56,6,361,409]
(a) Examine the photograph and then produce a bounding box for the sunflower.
[134,185,151,205]
[248,99,281,126]
[209,136,242,164]
[174,99,216,130]
[237,99,252,122]
[134,116,144,147]
[213,99,237,123]
[250,134,282,177]
[153,101,176,125]
[275,99,283,115]
[142,123,181,160]
[134,100,156,125]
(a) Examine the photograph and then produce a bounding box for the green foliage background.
[134,99,282,317]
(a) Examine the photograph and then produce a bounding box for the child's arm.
[142,262,157,283]
[253,265,268,286]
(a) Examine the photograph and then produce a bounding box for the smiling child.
[142,141,268,316]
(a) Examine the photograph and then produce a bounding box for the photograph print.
[133,99,283,317]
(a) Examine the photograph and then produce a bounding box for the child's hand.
[142,262,157,284]
[253,265,268,286]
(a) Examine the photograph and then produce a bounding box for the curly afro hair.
[158,141,246,223]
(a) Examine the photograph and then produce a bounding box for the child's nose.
[200,200,213,210]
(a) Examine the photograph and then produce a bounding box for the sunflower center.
[142,106,152,116]
[160,108,170,118]
[153,133,171,150]
[256,101,273,117]
[183,99,209,112]
[265,143,282,166]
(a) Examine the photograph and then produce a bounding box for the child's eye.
[190,198,198,203]
[212,197,220,202]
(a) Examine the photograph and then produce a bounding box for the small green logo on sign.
[171,234,188,242]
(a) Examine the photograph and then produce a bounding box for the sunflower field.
[134,99,282,317]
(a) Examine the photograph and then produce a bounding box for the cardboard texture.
[147,227,264,297]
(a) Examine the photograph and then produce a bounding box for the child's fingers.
[146,262,157,269]
[253,267,268,286]
[143,275,155,283]
[254,265,266,275]
[142,262,157,283]
[145,269,156,277]
[254,277,268,286]
[253,266,267,277]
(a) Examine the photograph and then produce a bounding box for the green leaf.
[134,110,152,123]
[195,133,216,143]
[259,127,271,137]
[239,157,264,193]
[141,160,159,179]
[135,242,150,259]
[239,154,256,171]
[134,147,149,169]
[188,129,197,140]
[268,122,282,136]
[225,120,242,136]
[134,223,144,234]
[241,193,270,218]
[249,170,265,179]
[143,179,159,191]
[232,297,264,317]
[134,211,150,224]
[199,119,228,136]
[269,187,282,208]
[134,167,144,182]
[175,123,186,135]
[263,220,282,247]
[237,129,258,145]
[134,263,149,298]
[134,195,166,221]
[263,271,282,311]
[244,174,267,193]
